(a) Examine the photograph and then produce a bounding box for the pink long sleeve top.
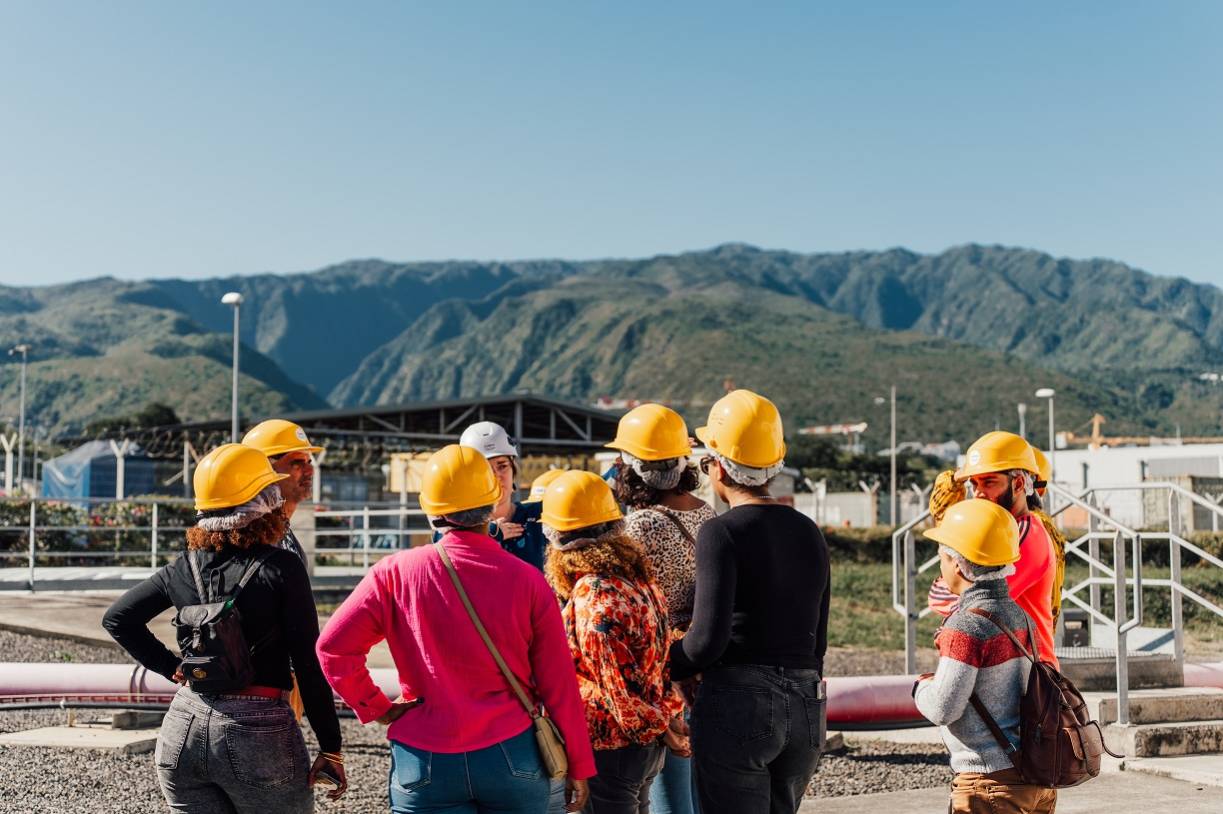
[315,531,596,779]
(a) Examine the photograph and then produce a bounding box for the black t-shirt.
[670,503,831,680]
[102,544,341,752]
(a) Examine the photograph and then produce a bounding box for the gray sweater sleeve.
[914,652,978,726]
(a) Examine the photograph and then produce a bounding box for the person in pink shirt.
[316,444,595,813]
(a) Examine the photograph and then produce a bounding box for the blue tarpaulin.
[42,441,156,500]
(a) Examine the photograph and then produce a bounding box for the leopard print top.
[624,502,715,632]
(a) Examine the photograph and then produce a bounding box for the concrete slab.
[800,769,1223,813]
[1095,687,1223,725]
[1126,754,1223,788]
[0,591,396,668]
[0,724,158,755]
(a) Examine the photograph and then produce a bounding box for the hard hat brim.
[194,471,290,512]
[922,524,1019,567]
[955,459,1037,482]
[259,443,324,457]
[542,504,624,533]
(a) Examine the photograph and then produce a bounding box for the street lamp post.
[221,292,244,442]
[1035,388,1056,482]
[874,386,898,525]
[1017,402,1027,439]
[8,344,30,493]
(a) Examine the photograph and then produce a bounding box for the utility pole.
[1017,402,1027,439]
[221,293,244,442]
[890,385,897,527]
[8,344,30,493]
[876,388,898,525]
[1036,388,1056,482]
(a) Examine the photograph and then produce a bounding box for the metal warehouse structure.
[60,394,624,498]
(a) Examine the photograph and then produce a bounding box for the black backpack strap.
[186,551,210,603]
[230,547,274,603]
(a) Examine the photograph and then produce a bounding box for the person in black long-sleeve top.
[669,390,831,814]
[103,443,345,812]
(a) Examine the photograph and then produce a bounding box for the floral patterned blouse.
[625,503,715,632]
[563,573,684,750]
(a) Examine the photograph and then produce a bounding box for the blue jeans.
[691,665,825,814]
[649,708,697,814]
[389,725,551,814]
[155,687,312,814]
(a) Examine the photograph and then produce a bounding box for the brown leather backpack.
[967,608,1121,788]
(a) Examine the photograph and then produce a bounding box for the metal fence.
[0,496,435,590]
[891,480,1223,728]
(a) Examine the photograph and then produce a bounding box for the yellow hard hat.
[541,470,623,532]
[525,469,566,503]
[605,403,692,461]
[193,443,289,512]
[241,419,323,457]
[956,431,1039,481]
[924,498,1021,567]
[419,444,502,517]
[695,389,786,468]
[1031,447,1051,495]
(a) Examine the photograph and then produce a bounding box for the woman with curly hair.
[606,403,713,814]
[542,470,688,814]
[103,443,344,813]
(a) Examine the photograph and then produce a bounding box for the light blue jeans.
[648,743,697,814]
[389,725,551,814]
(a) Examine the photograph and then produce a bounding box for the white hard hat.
[459,421,518,459]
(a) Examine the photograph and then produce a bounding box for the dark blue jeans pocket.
[707,684,773,744]
[391,741,433,792]
[155,710,193,770]
[224,718,301,788]
[499,728,544,780]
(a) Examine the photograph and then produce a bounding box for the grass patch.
[827,562,941,650]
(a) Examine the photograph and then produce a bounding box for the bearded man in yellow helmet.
[928,432,1059,668]
[242,419,324,564]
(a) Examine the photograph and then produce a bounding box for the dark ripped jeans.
[690,665,825,814]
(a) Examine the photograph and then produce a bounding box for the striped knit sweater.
[913,580,1034,774]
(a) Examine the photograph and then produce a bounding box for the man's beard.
[990,475,1016,514]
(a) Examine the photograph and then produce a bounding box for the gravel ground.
[0,631,951,811]
[0,628,124,664]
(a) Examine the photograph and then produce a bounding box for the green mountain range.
[3,244,1221,444]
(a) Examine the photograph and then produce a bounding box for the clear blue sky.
[2,1,1220,287]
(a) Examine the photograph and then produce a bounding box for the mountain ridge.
[4,243,1222,440]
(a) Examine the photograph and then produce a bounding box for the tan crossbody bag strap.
[435,541,568,779]
[435,541,538,718]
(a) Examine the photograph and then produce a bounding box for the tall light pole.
[1017,402,1027,439]
[874,385,898,526]
[8,344,30,492]
[1036,388,1055,482]
[221,292,244,442]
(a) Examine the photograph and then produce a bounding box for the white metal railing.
[892,480,1223,728]
[0,497,433,590]
[311,505,432,570]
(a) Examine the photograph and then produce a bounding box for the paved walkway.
[800,769,1223,813]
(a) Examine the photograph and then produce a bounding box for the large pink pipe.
[0,665,922,726]
[5,663,1221,726]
